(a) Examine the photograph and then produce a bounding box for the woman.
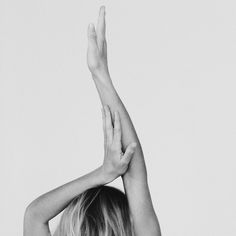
[24,6,161,236]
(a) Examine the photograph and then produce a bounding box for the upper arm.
[122,153,161,236]
[24,206,52,236]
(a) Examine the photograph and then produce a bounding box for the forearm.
[93,73,147,182]
[24,166,106,223]
[92,73,161,236]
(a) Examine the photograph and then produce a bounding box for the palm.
[101,105,137,183]
[87,6,108,76]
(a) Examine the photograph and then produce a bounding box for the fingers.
[121,142,137,164]
[96,5,106,51]
[101,107,107,150]
[104,105,113,144]
[103,106,121,148]
[88,6,106,54]
[87,23,98,52]
[113,110,121,145]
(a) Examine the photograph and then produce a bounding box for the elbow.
[24,201,44,224]
[23,202,47,236]
[24,202,36,218]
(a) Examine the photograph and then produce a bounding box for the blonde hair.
[53,185,135,236]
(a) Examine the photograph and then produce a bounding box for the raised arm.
[87,6,161,236]
[23,108,136,236]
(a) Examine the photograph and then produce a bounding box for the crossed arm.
[24,6,161,236]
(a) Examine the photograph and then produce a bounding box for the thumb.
[121,142,137,164]
[87,23,98,50]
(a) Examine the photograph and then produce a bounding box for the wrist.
[92,70,113,86]
[92,165,109,185]
[97,165,117,185]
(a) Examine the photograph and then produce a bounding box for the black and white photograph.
[1,1,236,236]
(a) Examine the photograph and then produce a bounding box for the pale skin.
[24,105,136,236]
[24,5,161,236]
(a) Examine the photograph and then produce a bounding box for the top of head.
[53,185,134,236]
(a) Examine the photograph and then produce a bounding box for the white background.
[1,0,236,235]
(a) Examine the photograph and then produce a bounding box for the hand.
[87,6,111,81]
[100,105,137,183]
